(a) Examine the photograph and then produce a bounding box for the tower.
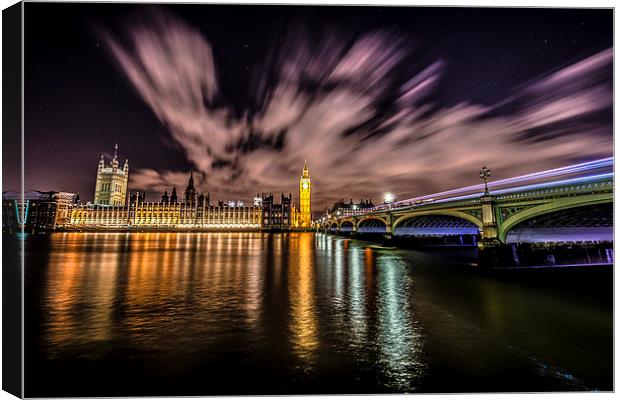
[184,170,196,205]
[93,144,129,206]
[299,159,311,228]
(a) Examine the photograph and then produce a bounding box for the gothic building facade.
[70,161,260,229]
[260,193,292,230]
[93,144,129,206]
[23,147,314,231]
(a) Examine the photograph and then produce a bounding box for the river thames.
[19,232,611,396]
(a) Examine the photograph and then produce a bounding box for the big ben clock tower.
[299,159,312,228]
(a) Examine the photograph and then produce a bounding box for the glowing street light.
[384,193,395,204]
[479,166,492,195]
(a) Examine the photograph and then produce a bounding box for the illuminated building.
[329,198,375,216]
[290,203,299,228]
[93,144,129,206]
[261,193,291,230]
[2,191,78,232]
[69,170,260,229]
[299,160,312,227]
[10,148,314,232]
[68,201,261,229]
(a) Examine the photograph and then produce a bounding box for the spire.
[185,169,196,205]
[187,169,195,190]
[111,143,119,169]
[301,159,310,179]
[171,186,178,203]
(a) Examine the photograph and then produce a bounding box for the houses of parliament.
[61,146,313,231]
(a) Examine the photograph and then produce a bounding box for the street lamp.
[384,193,395,204]
[479,166,492,195]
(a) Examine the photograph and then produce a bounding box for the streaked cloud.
[101,10,612,211]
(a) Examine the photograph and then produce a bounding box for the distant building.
[2,191,78,232]
[93,144,129,206]
[329,198,375,217]
[299,160,312,227]
[261,193,291,230]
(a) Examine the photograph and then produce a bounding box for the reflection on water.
[288,233,318,367]
[22,232,612,396]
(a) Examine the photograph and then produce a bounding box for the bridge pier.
[480,194,499,242]
[477,194,515,268]
[380,213,394,245]
[478,237,522,268]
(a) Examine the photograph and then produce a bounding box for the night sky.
[16,4,613,212]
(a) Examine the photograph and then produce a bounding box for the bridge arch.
[356,216,388,228]
[357,217,388,233]
[340,220,355,232]
[393,210,483,233]
[328,222,339,232]
[499,193,612,243]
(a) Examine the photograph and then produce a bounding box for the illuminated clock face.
[302,182,309,190]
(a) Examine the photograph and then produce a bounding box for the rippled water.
[20,232,612,396]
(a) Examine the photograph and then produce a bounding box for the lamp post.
[479,166,492,195]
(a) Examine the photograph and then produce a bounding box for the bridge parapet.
[494,178,612,202]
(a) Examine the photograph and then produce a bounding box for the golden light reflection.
[44,233,121,354]
[43,232,273,354]
[243,234,263,327]
[288,232,318,363]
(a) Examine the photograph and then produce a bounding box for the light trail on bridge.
[339,158,613,216]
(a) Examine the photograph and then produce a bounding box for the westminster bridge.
[319,158,613,267]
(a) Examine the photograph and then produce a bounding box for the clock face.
[302,182,309,190]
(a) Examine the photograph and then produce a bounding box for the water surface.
[21,232,612,396]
